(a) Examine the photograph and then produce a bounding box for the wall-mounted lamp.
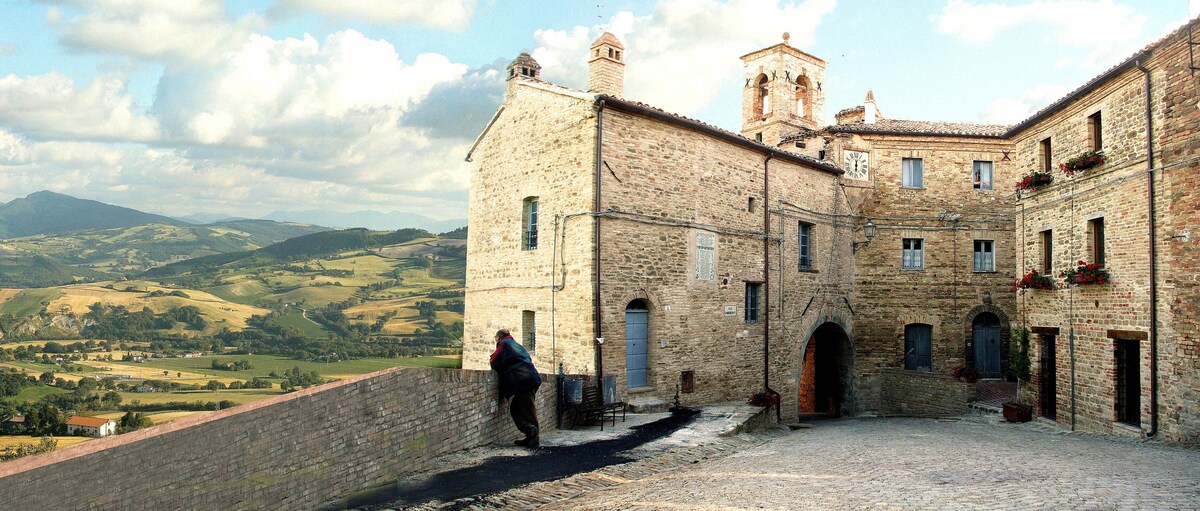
[852,219,877,253]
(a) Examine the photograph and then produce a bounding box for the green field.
[3,360,97,374]
[0,288,63,316]
[126,354,460,381]
[9,385,66,402]
[272,309,333,337]
[118,388,283,406]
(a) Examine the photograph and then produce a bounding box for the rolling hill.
[0,191,186,238]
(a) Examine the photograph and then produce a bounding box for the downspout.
[1136,59,1159,437]
[593,100,606,390]
[763,154,780,421]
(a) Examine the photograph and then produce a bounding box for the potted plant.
[1062,260,1110,286]
[1060,150,1105,177]
[1003,326,1033,423]
[1011,269,1056,292]
[1014,171,1054,193]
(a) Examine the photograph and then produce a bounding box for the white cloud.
[0,72,160,141]
[530,0,837,115]
[982,84,1070,124]
[936,0,1148,70]
[0,130,32,165]
[41,0,259,62]
[272,0,478,30]
[1192,0,1199,18]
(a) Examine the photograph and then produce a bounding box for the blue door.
[625,304,649,388]
[973,314,1002,379]
[904,324,932,371]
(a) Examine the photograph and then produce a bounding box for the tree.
[39,372,56,385]
[117,411,152,433]
[203,380,225,391]
[101,391,122,407]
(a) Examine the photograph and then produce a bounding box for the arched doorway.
[972,313,1002,379]
[625,300,649,389]
[798,322,854,416]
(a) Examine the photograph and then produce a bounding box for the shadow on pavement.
[355,407,701,510]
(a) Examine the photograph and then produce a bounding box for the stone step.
[625,396,668,413]
[968,402,1002,415]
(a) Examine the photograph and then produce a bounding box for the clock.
[844,150,868,180]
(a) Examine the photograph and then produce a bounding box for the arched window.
[755,74,770,116]
[795,76,811,119]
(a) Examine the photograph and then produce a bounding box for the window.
[755,132,763,142]
[973,160,993,190]
[522,197,539,250]
[798,222,813,270]
[795,76,811,119]
[973,240,995,272]
[1041,230,1053,272]
[755,74,770,116]
[1089,111,1103,151]
[1090,217,1105,266]
[522,310,536,352]
[1115,339,1140,426]
[902,158,923,188]
[695,232,715,280]
[904,323,932,371]
[745,282,761,323]
[1041,137,1052,173]
[748,197,756,213]
[902,238,924,270]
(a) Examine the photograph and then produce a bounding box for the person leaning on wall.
[489,328,541,447]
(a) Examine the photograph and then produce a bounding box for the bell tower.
[740,32,826,146]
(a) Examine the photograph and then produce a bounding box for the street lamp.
[852,219,877,253]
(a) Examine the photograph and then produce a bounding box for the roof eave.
[826,127,1007,139]
[598,95,842,175]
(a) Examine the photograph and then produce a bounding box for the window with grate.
[522,197,539,250]
[745,282,761,323]
[798,222,812,270]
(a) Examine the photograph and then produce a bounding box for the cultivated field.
[0,435,92,450]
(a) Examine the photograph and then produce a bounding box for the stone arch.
[612,288,663,390]
[963,304,1012,378]
[795,75,812,119]
[754,73,770,116]
[796,314,855,416]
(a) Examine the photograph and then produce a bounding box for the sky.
[0,0,1196,222]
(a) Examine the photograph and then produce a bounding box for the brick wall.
[0,368,557,510]
[1012,18,1200,442]
[877,368,976,417]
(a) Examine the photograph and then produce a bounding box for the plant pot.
[1003,402,1033,423]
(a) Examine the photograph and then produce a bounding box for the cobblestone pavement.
[372,414,1200,511]
[536,417,1200,511]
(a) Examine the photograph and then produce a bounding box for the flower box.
[1014,172,1053,193]
[1060,150,1105,177]
[1012,269,1056,291]
[1063,260,1110,285]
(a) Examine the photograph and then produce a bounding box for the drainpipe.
[593,99,606,392]
[1136,59,1159,437]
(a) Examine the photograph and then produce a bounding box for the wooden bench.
[563,377,626,430]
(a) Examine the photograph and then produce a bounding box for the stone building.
[465,19,1199,440]
[464,33,860,416]
[1008,18,1200,442]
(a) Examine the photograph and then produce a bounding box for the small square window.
[973,161,993,190]
[973,240,995,272]
[902,158,923,188]
[902,238,924,270]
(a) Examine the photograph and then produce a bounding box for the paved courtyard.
[539,417,1200,511]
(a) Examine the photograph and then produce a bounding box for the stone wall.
[0,368,557,510]
[1011,18,1200,441]
[877,368,976,417]
[833,132,1017,410]
[464,79,599,377]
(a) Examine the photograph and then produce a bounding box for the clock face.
[844,150,869,180]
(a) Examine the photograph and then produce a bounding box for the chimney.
[588,32,625,96]
[507,52,541,82]
[864,88,879,124]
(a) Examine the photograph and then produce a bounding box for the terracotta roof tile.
[827,118,1010,138]
[67,416,114,428]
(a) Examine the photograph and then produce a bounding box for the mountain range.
[0,191,187,238]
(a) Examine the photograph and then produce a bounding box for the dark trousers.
[509,388,539,438]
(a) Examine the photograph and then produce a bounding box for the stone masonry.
[1010,18,1200,442]
[0,367,557,510]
